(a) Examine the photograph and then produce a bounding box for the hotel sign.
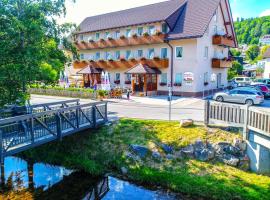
[183,72,194,81]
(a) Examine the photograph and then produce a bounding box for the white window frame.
[160,48,168,59]
[137,27,143,36]
[137,49,143,58]
[148,48,155,59]
[115,30,120,39]
[175,73,183,84]
[95,32,100,41]
[204,46,209,59]
[175,46,183,59]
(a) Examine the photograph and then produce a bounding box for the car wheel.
[216,96,224,102]
[245,99,254,106]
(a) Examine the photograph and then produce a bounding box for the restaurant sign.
[183,72,194,81]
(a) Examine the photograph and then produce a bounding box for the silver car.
[213,89,264,105]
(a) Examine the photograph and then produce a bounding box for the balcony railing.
[212,35,235,48]
[212,58,233,68]
[75,33,166,50]
[73,58,169,69]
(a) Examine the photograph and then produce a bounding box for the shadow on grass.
[19,119,270,200]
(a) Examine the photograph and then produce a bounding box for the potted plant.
[89,59,95,63]
[153,56,160,61]
[120,57,126,62]
[155,30,162,36]
[99,59,105,62]
[108,37,114,41]
[159,82,167,86]
[174,83,182,87]
[89,39,95,43]
[204,82,209,86]
[108,58,114,62]
[114,80,120,84]
[98,90,106,101]
[140,57,147,61]
[125,80,131,84]
[120,35,126,40]
[143,32,150,37]
[132,33,138,38]
[99,38,105,42]
[129,57,136,61]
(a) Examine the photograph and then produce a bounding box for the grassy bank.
[22,119,270,200]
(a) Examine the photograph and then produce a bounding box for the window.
[137,27,143,36]
[229,90,238,95]
[126,50,132,59]
[160,73,167,83]
[213,25,217,34]
[79,35,84,41]
[80,54,84,59]
[161,48,168,59]
[126,29,132,37]
[95,52,100,60]
[126,74,131,81]
[204,72,208,83]
[148,48,155,59]
[105,52,112,60]
[162,23,169,33]
[148,26,156,35]
[214,10,217,22]
[137,49,143,58]
[105,32,110,39]
[175,47,183,59]
[115,73,120,81]
[95,33,100,40]
[115,51,120,60]
[204,46,209,59]
[115,30,120,39]
[175,73,182,84]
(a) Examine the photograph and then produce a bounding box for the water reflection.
[0,157,178,200]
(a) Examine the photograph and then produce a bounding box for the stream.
[0,157,180,200]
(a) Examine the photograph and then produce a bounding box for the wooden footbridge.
[0,100,108,163]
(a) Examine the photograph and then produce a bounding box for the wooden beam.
[224,22,231,25]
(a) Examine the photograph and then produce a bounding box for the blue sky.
[230,0,270,20]
[60,0,270,24]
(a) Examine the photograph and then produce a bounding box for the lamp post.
[168,84,172,121]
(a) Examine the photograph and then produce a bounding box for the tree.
[246,45,260,61]
[228,61,243,80]
[230,49,241,57]
[0,0,76,107]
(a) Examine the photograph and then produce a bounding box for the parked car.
[230,77,252,87]
[213,89,264,105]
[240,84,270,99]
[254,78,270,88]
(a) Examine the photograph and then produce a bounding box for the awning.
[125,63,161,74]
[77,65,103,74]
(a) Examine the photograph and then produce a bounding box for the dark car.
[242,84,270,98]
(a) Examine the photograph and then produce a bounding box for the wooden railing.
[212,35,235,47]
[0,102,108,162]
[205,101,270,139]
[212,58,232,68]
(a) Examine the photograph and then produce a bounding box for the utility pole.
[168,85,172,121]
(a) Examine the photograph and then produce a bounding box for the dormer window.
[95,33,100,40]
[126,29,132,38]
[162,23,169,33]
[115,30,120,39]
[148,26,156,35]
[137,27,143,36]
[105,32,110,39]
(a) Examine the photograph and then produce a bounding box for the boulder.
[130,145,150,159]
[194,140,205,150]
[220,154,240,167]
[180,119,193,127]
[181,144,195,158]
[166,154,175,160]
[175,150,184,159]
[233,139,247,152]
[238,155,250,171]
[152,152,162,160]
[195,148,215,162]
[121,167,128,175]
[223,145,241,157]
[160,143,174,154]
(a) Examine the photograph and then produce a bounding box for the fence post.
[76,108,80,128]
[204,100,210,126]
[30,117,35,144]
[105,102,108,122]
[92,106,97,128]
[56,113,62,141]
[243,105,249,140]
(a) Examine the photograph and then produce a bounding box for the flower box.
[129,57,136,61]
[125,80,131,84]
[108,59,114,62]
[120,57,126,62]
[89,60,95,63]
[153,56,160,61]
[120,35,126,40]
[132,34,138,38]
[99,59,105,62]
[143,32,150,37]
[155,30,162,36]
[174,83,182,87]
[114,80,120,84]
[159,82,167,86]
[89,39,95,43]
[99,38,105,42]
[140,57,147,61]
[108,37,114,41]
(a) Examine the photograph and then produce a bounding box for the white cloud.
[260,9,270,17]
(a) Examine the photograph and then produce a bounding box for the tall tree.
[0,0,76,107]
[246,45,260,61]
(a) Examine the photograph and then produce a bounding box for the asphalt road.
[30,94,270,122]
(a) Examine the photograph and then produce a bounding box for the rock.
[223,145,241,156]
[180,119,193,127]
[233,139,247,152]
[152,152,162,160]
[207,128,217,134]
[194,140,205,150]
[181,144,194,158]
[125,151,140,161]
[175,150,184,159]
[195,148,215,162]
[160,143,174,154]
[166,154,175,160]
[238,155,250,171]
[130,145,150,159]
[221,154,240,167]
[121,167,128,175]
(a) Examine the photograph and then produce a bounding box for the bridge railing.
[0,102,107,161]
[205,101,270,139]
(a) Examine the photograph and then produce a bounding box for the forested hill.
[234,16,270,45]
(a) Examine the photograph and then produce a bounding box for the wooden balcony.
[212,58,232,68]
[75,33,166,50]
[212,35,235,48]
[73,58,169,70]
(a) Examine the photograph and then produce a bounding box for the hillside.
[234,16,270,45]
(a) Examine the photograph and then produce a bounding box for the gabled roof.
[77,65,103,74]
[77,0,222,40]
[125,63,161,74]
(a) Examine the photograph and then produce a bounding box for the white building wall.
[263,59,270,79]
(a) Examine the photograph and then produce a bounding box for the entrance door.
[83,74,91,88]
[134,74,144,92]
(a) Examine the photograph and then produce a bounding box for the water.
[0,157,179,200]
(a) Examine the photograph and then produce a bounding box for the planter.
[108,59,114,62]
[155,31,162,36]
[89,40,95,43]
[120,58,126,62]
[120,35,126,40]
[114,80,120,84]
[129,58,136,62]
[143,32,150,37]
[108,37,114,41]
[153,57,160,61]
[132,34,138,38]
[204,82,209,86]
[159,82,167,86]
[125,81,131,84]
[99,39,105,42]
[174,83,182,87]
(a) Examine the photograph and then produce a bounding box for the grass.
[21,119,270,200]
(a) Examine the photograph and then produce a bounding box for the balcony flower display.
[125,80,131,84]
[120,35,126,39]
[174,83,182,87]
[108,58,114,62]
[155,30,162,36]
[99,38,105,42]
[114,80,120,84]
[89,39,95,43]
[129,57,136,61]
[120,57,126,62]
[108,37,114,41]
[140,57,147,61]
[153,56,160,61]
[132,33,138,38]
[143,32,150,37]
[159,82,167,86]
[98,59,105,62]
[89,59,95,63]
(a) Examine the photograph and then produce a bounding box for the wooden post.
[56,113,62,141]
[204,100,210,126]
[104,103,108,122]
[132,74,135,94]
[243,105,249,140]
[0,130,3,165]
[92,106,97,128]
[144,74,147,96]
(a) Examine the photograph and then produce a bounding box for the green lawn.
[22,119,270,200]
